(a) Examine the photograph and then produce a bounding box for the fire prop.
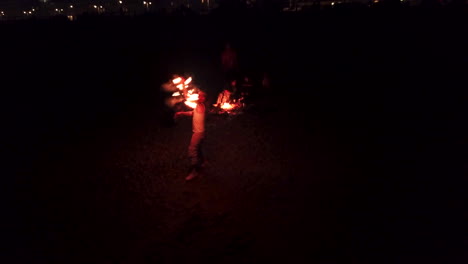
[163,75,201,111]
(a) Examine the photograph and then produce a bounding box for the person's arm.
[174,111,193,119]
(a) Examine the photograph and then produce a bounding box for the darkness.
[1,5,466,264]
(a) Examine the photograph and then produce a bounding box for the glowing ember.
[184,77,192,85]
[176,84,184,90]
[172,77,182,84]
[172,91,181,96]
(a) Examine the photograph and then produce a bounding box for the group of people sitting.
[213,76,256,112]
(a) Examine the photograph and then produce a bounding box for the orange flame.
[172,77,182,84]
[184,77,192,85]
[221,103,235,110]
[172,92,181,96]
[184,93,199,109]
[176,84,184,90]
[187,93,199,101]
[185,101,198,108]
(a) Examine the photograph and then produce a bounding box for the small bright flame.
[331,2,335,5]
[70,5,73,8]
[185,101,197,108]
[172,77,182,84]
[94,5,97,8]
[187,94,199,101]
[184,77,192,85]
[172,92,181,96]
[221,103,235,110]
[176,84,184,90]
[184,93,199,108]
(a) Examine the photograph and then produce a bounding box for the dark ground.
[1,7,466,264]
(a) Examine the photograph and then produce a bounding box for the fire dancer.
[174,91,207,181]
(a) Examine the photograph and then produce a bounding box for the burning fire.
[169,75,200,109]
[172,77,182,84]
[214,88,243,113]
[185,93,199,108]
[221,102,235,110]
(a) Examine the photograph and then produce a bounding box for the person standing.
[174,91,207,181]
[221,43,239,86]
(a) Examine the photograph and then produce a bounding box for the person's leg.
[198,136,205,167]
[187,132,205,180]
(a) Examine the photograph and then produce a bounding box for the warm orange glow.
[176,84,184,90]
[221,103,235,110]
[184,77,192,85]
[172,92,181,96]
[187,93,199,101]
[172,77,182,84]
[185,101,198,108]
[184,93,199,109]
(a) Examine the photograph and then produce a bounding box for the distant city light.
[55,8,58,11]
[331,2,335,5]
[28,11,32,14]
[119,0,123,3]
[149,2,152,4]
[143,1,147,4]
[70,5,73,8]
[94,5,97,8]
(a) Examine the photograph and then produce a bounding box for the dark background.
[1,6,466,264]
